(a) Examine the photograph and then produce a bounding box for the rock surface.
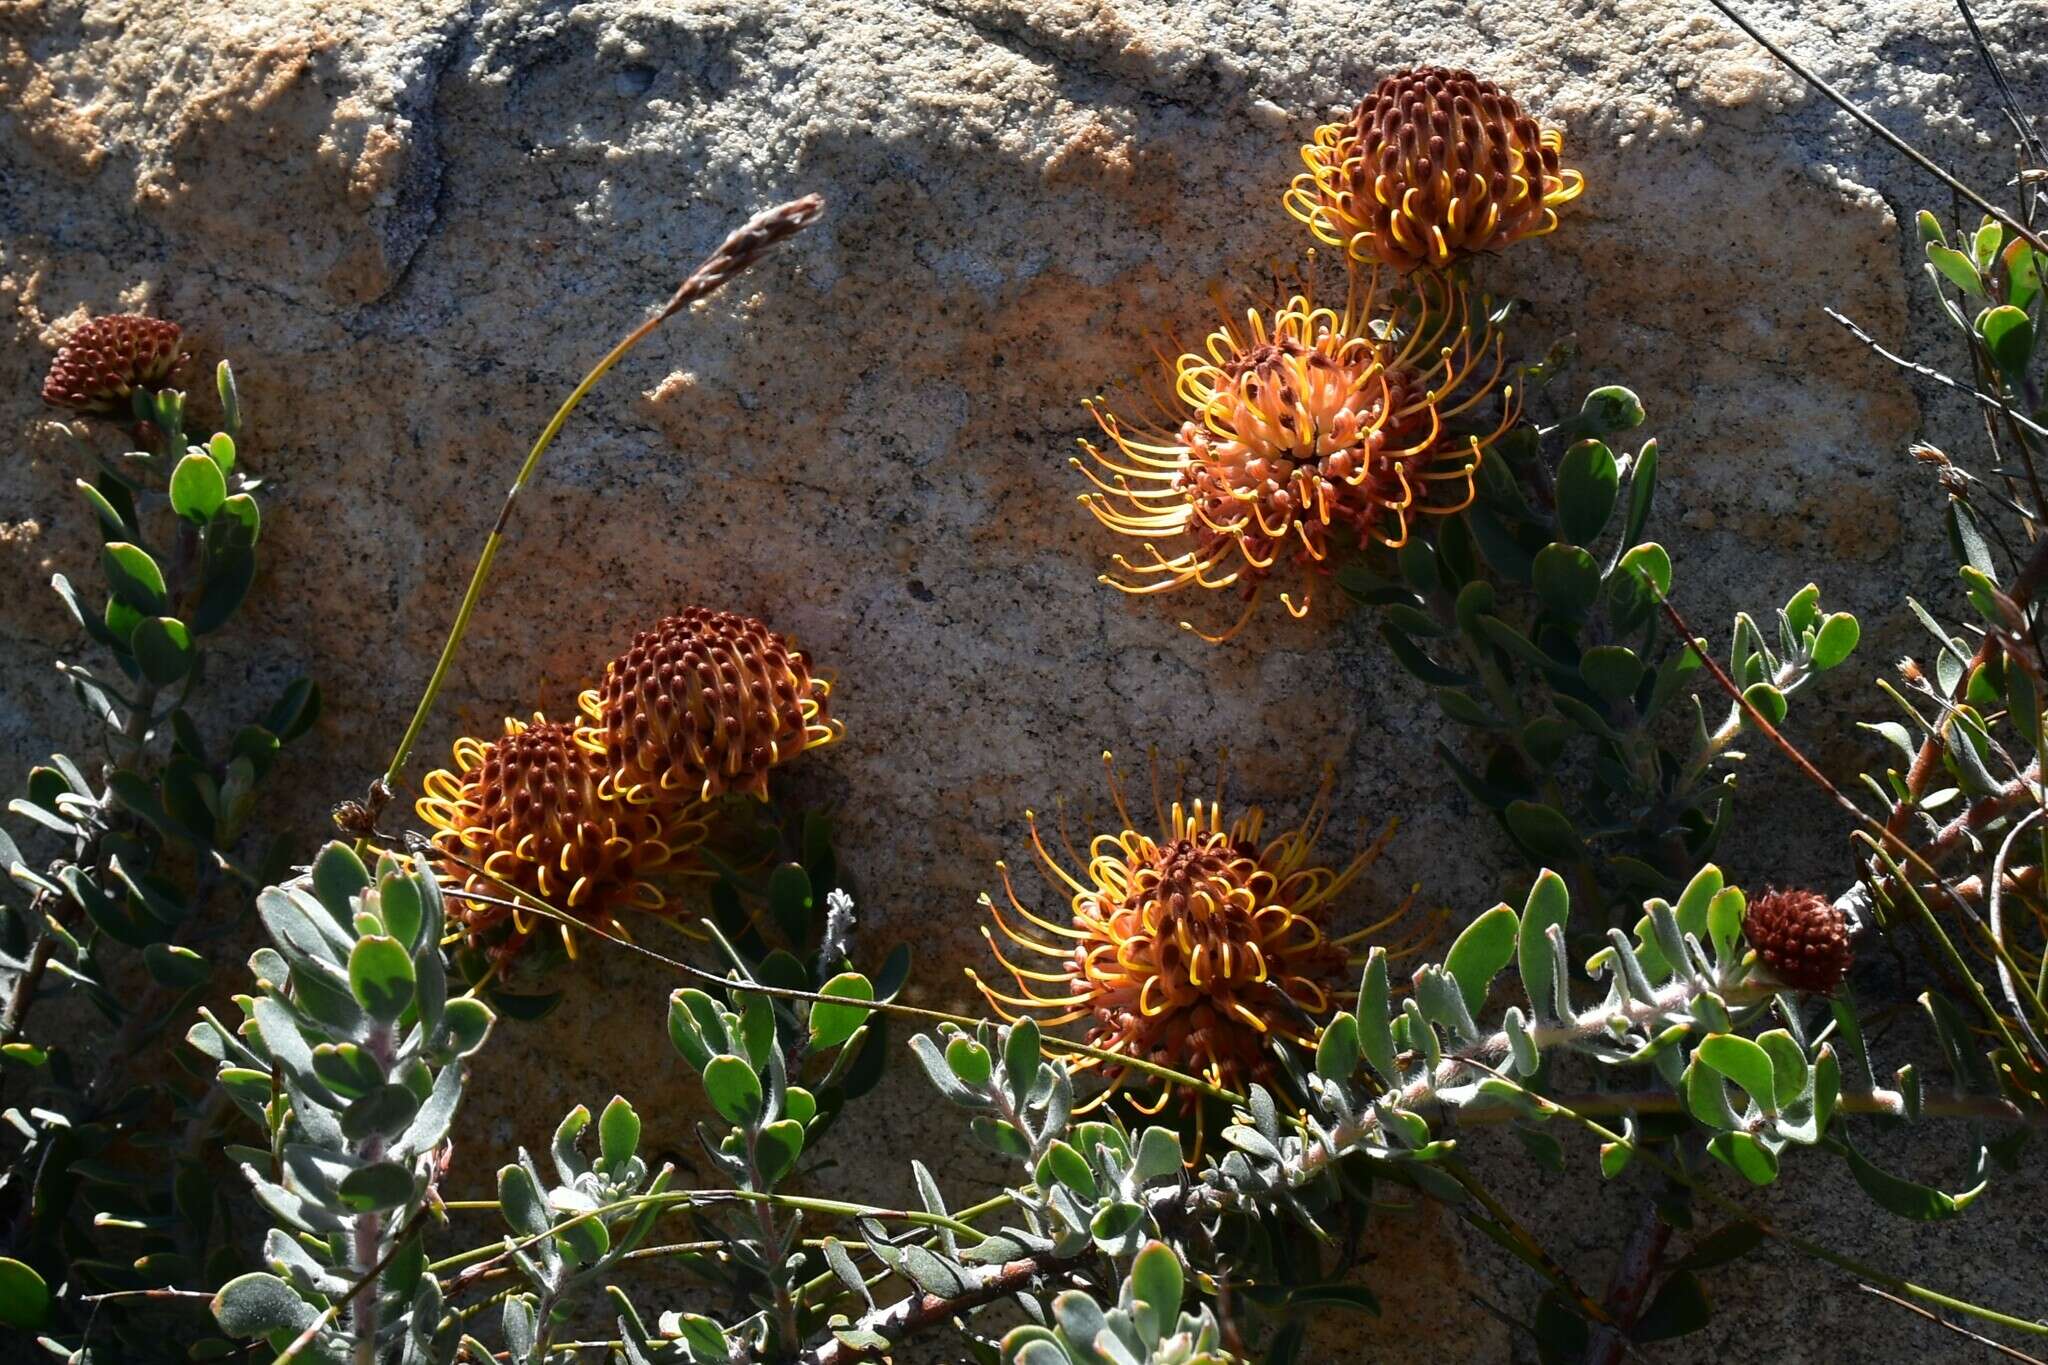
[5,0,2048,1358]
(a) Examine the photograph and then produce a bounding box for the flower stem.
[374,195,825,799]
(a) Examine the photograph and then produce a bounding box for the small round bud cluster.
[41,315,186,413]
[579,607,840,803]
[420,608,842,966]
[1286,66,1584,273]
[1742,888,1854,994]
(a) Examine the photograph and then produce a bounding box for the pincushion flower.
[578,607,842,804]
[969,755,1427,1116]
[417,714,709,962]
[1076,265,1512,641]
[1743,888,1854,995]
[41,314,187,414]
[1285,66,1584,273]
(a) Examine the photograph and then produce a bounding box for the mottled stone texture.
[5,0,2047,1358]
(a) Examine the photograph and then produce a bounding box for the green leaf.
[1003,1018,1041,1099]
[1696,1034,1777,1112]
[219,494,260,542]
[75,478,131,537]
[192,548,254,633]
[1706,1131,1779,1185]
[2005,239,2043,313]
[599,1095,640,1167]
[703,1054,764,1127]
[169,451,228,521]
[756,1118,805,1185]
[1089,1200,1146,1255]
[1623,439,1659,546]
[342,1085,422,1142]
[0,1257,50,1330]
[312,1042,384,1099]
[208,431,237,474]
[312,842,372,921]
[946,1036,993,1088]
[1134,1126,1183,1182]
[1444,905,1517,1013]
[1515,871,1571,1020]
[1556,440,1620,544]
[1356,949,1395,1078]
[1674,1221,1766,1273]
[1315,1012,1361,1081]
[1579,645,1643,703]
[1841,1138,1987,1220]
[1270,1283,1381,1316]
[211,1271,312,1339]
[1978,303,2035,382]
[338,1161,414,1211]
[1706,887,1744,971]
[770,862,813,945]
[497,1163,550,1239]
[971,1117,1031,1159]
[1630,1269,1709,1342]
[102,541,167,613]
[1533,542,1601,618]
[131,616,194,685]
[1381,624,1470,686]
[1034,1140,1097,1201]
[1973,218,2004,272]
[810,971,875,1051]
[1505,801,1581,862]
[1130,1240,1184,1321]
[378,867,426,950]
[1742,681,1787,726]
[1810,611,1859,670]
[1672,864,1724,940]
[436,996,494,1059]
[347,933,416,1021]
[265,677,323,742]
[667,990,715,1072]
[1571,386,1645,439]
[1618,542,1672,598]
[1927,242,1984,296]
[1754,1030,1809,1111]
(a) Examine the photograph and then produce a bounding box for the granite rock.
[5,0,2047,1358]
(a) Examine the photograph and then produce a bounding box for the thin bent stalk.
[375,195,826,799]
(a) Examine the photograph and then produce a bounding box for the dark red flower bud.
[41,315,186,414]
[1743,888,1853,994]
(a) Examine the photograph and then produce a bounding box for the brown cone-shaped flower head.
[417,714,708,962]
[1285,67,1584,273]
[1076,263,1512,641]
[971,756,1426,1120]
[1742,888,1853,994]
[41,315,187,413]
[578,608,842,804]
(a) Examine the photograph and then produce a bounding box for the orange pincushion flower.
[577,608,842,804]
[1076,264,1512,641]
[417,714,708,960]
[970,756,1423,1111]
[41,314,188,413]
[1285,67,1584,273]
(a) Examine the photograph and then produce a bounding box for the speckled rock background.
[5,0,2047,1358]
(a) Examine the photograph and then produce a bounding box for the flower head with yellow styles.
[578,607,842,805]
[418,714,709,963]
[1285,66,1584,273]
[969,754,1428,1115]
[1076,264,1512,641]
